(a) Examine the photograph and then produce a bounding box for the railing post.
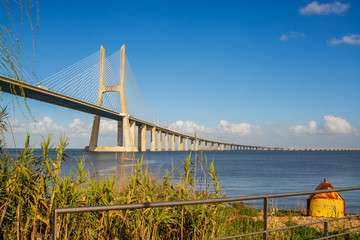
[263,197,268,240]
[53,210,57,240]
[324,221,328,239]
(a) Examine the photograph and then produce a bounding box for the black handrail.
[53,186,360,240]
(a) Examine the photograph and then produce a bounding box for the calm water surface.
[9,149,360,213]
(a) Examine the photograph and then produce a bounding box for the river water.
[8,149,360,213]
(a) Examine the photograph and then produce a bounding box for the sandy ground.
[256,214,360,233]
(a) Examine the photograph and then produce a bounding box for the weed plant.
[0,135,264,239]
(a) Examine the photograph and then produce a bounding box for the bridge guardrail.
[53,186,360,239]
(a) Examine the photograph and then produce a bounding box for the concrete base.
[85,146,139,152]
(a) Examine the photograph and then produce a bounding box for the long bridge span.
[1,46,358,152]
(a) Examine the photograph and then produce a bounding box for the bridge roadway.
[1,75,359,152]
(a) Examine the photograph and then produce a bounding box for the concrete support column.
[171,134,175,151]
[150,126,156,151]
[88,46,105,152]
[165,132,169,151]
[215,143,218,151]
[185,138,188,151]
[130,120,136,148]
[191,140,194,150]
[138,124,146,151]
[117,118,123,146]
[157,130,162,151]
[202,141,205,151]
[195,139,199,151]
[178,136,183,151]
[89,116,101,150]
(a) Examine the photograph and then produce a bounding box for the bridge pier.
[150,126,156,151]
[138,124,146,151]
[172,134,176,151]
[165,132,169,151]
[157,130,162,151]
[130,120,136,148]
[178,136,183,151]
[118,119,124,146]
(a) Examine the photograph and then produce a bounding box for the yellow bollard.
[307,179,345,218]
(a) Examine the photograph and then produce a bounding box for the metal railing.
[53,186,360,239]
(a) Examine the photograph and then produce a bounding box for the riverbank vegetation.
[1,136,359,239]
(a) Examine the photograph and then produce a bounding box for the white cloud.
[67,118,90,137]
[99,119,117,133]
[280,32,305,41]
[10,117,91,136]
[168,120,212,135]
[10,118,27,134]
[169,120,261,138]
[9,117,124,138]
[217,120,261,135]
[289,115,357,135]
[322,115,354,134]
[28,117,65,134]
[290,120,318,134]
[299,1,351,15]
[327,34,360,45]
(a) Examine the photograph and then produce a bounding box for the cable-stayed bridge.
[0,45,358,152]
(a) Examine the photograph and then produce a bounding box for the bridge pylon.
[86,45,137,152]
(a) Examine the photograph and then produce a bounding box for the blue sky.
[2,0,360,148]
